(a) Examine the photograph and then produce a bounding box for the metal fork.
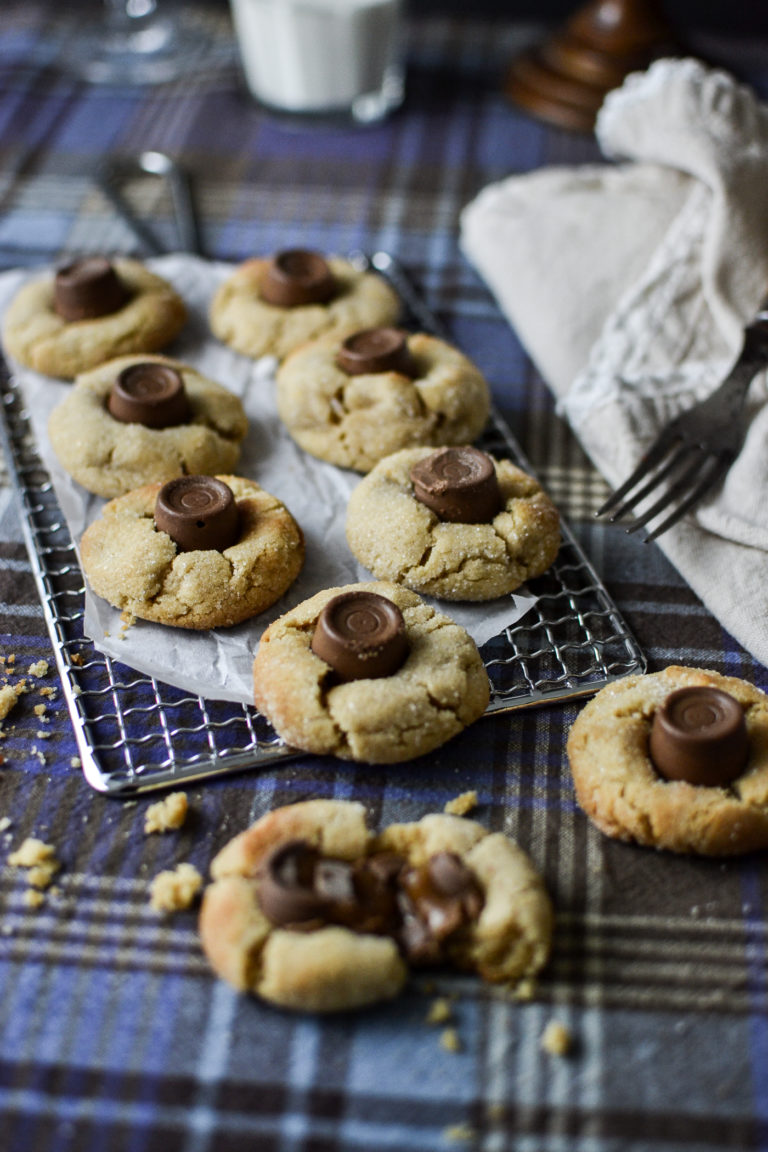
[595,299,768,541]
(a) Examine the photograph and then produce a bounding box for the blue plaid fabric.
[1,4,768,1150]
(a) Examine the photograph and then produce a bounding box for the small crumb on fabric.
[0,816,11,833]
[27,660,49,678]
[440,1027,461,1053]
[8,837,61,889]
[540,1020,572,1057]
[0,683,24,723]
[144,792,189,834]
[149,862,203,912]
[426,997,453,1025]
[23,888,45,909]
[34,704,47,717]
[70,757,81,769]
[443,790,478,816]
[39,687,57,699]
[510,977,536,1001]
[443,1124,476,1143]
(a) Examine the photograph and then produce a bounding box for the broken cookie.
[199,799,553,1012]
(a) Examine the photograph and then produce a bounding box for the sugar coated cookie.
[346,446,560,600]
[252,581,490,762]
[276,329,491,472]
[48,354,248,498]
[567,665,768,855]
[2,257,186,378]
[209,251,400,362]
[199,799,553,1012]
[80,474,304,629]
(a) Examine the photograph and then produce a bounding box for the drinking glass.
[67,0,226,85]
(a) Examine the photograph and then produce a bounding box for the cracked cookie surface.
[276,331,491,472]
[209,256,400,362]
[199,799,553,1012]
[2,258,186,379]
[80,474,305,629]
[346,447,560,600]
[252,581,490,762]
[567,665,768,855]
[48,354,248,498]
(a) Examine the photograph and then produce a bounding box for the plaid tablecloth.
[2,4,768,1150]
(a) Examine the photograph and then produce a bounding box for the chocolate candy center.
[154,475,240,553]
[259,249,336,308]
[649,686,749,787]
[335,327,416,377]
[311,590,408,682]
[410,446,502,523]
[54,257,129,322]
[108,362,192,429]
[256,839,484,965]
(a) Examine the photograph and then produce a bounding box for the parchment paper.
[0,254,537,705]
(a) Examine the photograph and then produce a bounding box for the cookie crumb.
[426,997,453,1025]
[33,704,47,717]
[119,611,136,637]
[440,1027,462,1053]
[0,816,11,833]
[70,756,81,769]
[144,792,188,834]
[444,790,478,816]
[510,977,537,1001]
[39,686,57,699]
[23,888,46,909]
[70,652,84,666]
[0,682,24,723]
[149,862,202,912]
[540,1019,572,1057]
[8,837,61,889]
[443,1124,476,1144]
[27,660,49,678]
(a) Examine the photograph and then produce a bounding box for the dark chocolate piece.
[310,591,408,682]
[255,837,485,963]
[409,446,502,523]
[154,475,240,553]
[649,686,749,787]
[108,362,191,429]
[335,327,416,377]
[259,249,336,308]
[257,840,331,927]
[54,256,129,322]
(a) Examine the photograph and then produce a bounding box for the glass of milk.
[228,0,405,123]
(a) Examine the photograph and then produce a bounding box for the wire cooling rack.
[0,253,645,795]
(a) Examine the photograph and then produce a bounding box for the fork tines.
[596,431,734,542]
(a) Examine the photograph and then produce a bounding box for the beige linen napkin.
[460,56,768,667]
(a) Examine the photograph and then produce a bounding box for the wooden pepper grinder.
[504,0,676,132]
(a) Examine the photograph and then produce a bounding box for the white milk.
[229,0,404,121]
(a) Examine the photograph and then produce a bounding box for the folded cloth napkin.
[460,56,768,668]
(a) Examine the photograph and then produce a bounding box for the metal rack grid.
[0,255,645,795]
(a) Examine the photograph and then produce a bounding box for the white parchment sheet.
[0,254,537,705]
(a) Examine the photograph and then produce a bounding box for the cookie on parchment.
[566,665,768,855]
[199,799,554,1012]
[252,581,490,763]
[276,328,491,472]
[209,250,400,362]
[2,257,186,379]
[48,354,248,499]
[80,474,304,630]
[346,445,560,600]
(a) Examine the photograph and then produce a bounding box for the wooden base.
[505,0,675,133]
